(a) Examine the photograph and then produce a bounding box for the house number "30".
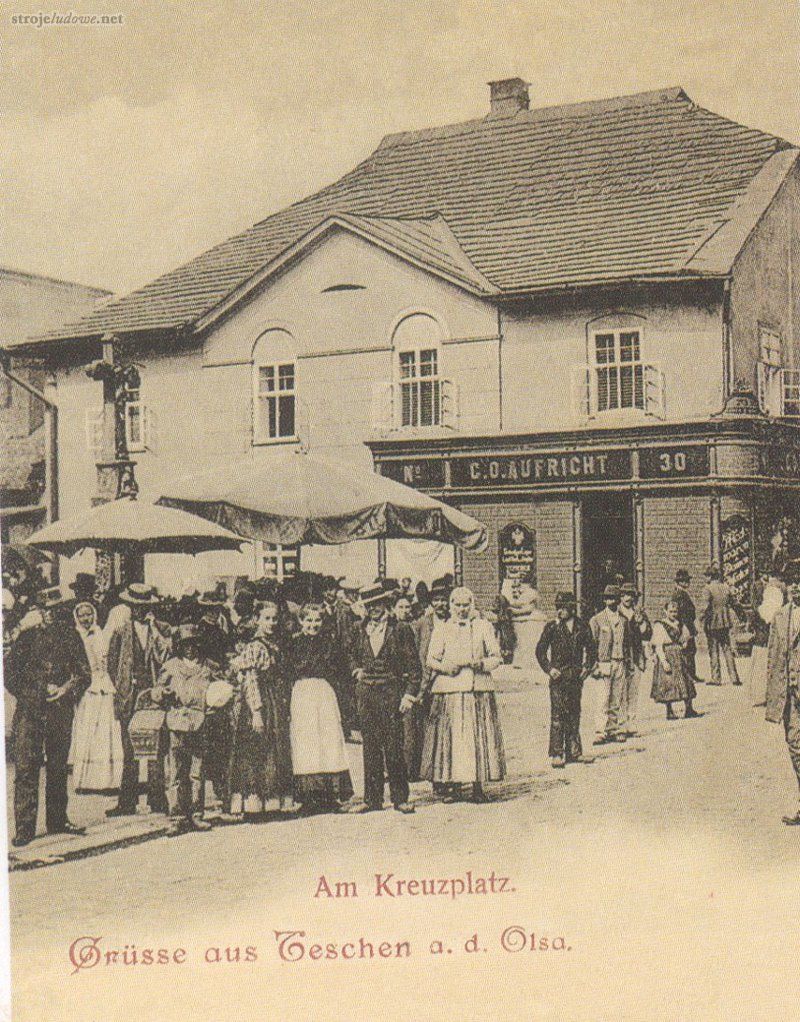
[659,452,687,472]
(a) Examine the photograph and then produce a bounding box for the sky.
[1,0,799,295]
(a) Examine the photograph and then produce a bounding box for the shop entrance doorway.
[581,492,635,613]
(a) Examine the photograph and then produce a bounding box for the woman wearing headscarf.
[650,598,699,720]
[421,587,505,803]
[225,601,290,820]
[285,602,353,814]
[68,601,124,794]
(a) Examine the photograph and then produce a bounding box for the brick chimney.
[488,78,530,117]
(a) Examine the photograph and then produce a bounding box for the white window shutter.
[143,404,156,452]
[440,379,460,429]
[756,361,768,413]
[84,408,104,456]
[570,364,591,421]
[370,382,394,430]
[644,363,666,418]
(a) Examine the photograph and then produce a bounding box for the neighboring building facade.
[4,82,799,618]
[0,267,110,547]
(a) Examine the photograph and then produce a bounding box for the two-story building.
[0,267,110,550]
[5,80,800,617]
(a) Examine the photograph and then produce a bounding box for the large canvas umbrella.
[157,450,487,550]
[25,497,246,556]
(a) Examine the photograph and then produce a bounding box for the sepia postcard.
[1,1,800,1019]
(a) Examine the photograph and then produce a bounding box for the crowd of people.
[2,569,509,844]
[4,551,800,845]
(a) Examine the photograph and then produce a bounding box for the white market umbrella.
[25,497,246,557]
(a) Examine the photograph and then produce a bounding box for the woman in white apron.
[69,601,124,794]
[284,603,353,814]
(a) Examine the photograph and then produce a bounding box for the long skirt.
[69,689,124,794]
[651,643,697,703]
[420,692,506,784]
[228,687,280,807]
[290,678,353,803]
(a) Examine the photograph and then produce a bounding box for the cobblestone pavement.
[7,657,800,1022]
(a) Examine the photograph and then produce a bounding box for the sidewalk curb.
[8,822,171,872]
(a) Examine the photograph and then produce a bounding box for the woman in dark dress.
[651,599,699,720]
[284,603,353,814]
[226,601,291,819]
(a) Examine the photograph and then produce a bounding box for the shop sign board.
[498,522,536,583]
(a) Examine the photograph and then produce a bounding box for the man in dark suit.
[536,592,597,768]
[5,587,89,846]
[700,565,742,686]
[672,569,703,683]
[346,582,420,814]
[105,584,172,816]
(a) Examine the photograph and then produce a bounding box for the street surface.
[7,660,800,1022]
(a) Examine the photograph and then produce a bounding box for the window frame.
[590,326,646,414]
[391,312,444,429]
[757,325,784,416]
[258,542,299,583]
[252,330,298,446]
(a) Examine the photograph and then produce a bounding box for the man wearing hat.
[672,570,702,684]
[317,575,361,739]
[195,589,234,810]
[69,573,97,604]
[700,565,742,686]
[618,583,652,738]
[536,592,597,768]
[346,582,421,813]
[765,562,800,824]
[105,583,172,816]
[590,584,636,744]
[5,587,89,845]
[152,624,225,835]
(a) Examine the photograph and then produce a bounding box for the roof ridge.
[689,103,793,150]
[0,264,112,296]
[377,86,691,150]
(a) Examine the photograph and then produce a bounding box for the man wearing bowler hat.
[347,582,420,814]
[590,584,635,744]
[536,592,596,768]
[105,583,172,816]
[5,587,89,846]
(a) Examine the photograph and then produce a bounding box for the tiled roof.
[29,86,797,346]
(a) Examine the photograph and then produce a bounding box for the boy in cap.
[536,593,596,767]
[152,625,223,835]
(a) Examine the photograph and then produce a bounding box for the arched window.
[392,313,443,427]
[252,329,296,443]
